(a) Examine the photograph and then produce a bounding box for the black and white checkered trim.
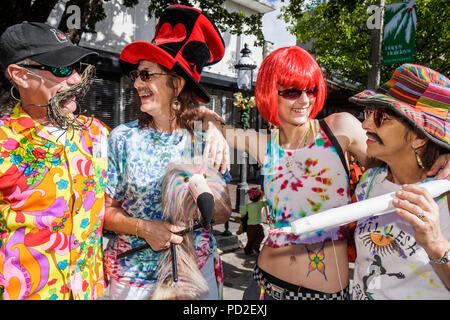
[253,266,350,300]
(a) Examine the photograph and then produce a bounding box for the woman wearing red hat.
[350,64,450,300]
[204,46,450,300]
[102,5,231,300]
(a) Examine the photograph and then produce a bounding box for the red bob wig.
[255,46,327,126]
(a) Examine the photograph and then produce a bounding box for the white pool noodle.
[285,179,450,235]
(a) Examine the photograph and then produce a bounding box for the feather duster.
[150,158,228,300]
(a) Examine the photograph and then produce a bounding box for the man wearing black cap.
[0,22,109,300]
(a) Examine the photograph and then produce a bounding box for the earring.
[172,98,180,111]
[415,150,425,169]
[10,86,20,101]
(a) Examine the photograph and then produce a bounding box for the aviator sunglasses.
[129,70,169,82]
[19,62,82,78]
[364,107,394,128]
[278,88,317,100]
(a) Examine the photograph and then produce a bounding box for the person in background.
[241,187,268,255]
[0,22,108,300]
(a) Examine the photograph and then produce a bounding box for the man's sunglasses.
[19,63,81,78]
[364,108,394,128]
[278,88,317,100]
[129,70,169,82]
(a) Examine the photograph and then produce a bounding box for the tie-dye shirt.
[263,119,351,247]
[104,120,228,293]
[0,104,108,300]
[353,166,450,300]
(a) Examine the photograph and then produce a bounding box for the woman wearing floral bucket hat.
[102,5,232,300]
[350,64,450,299]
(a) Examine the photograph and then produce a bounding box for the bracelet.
[429,249,450,265]
[135,218,140,238]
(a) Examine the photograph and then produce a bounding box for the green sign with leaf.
[383,1,417,65]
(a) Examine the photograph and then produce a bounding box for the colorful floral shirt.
[353,167,450,300]
[104,120,229,296]
[263,119,351,247]
[0,104,109,300]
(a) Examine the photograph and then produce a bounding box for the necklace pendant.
[286,159,292,169]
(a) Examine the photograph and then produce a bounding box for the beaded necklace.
[282,120,313,169]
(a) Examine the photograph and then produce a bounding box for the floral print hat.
[349,64,450,151]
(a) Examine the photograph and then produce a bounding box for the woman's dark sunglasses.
[129,70,168,82]
[278,88,317,100]
[19,63,81,78]
[364,108,393,128]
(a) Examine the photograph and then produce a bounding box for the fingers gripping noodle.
[280,179,450,236]
[150,159,228,300]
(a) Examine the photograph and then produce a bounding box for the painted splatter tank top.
[263,119,351,247]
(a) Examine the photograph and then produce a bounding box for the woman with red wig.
[204,46,369,300]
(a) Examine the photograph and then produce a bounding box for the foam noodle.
[284,179,450,236]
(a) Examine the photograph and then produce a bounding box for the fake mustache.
[367,132,384,145]
[136,87,152,97]
[52,64,96,103]
[46,64,96,130]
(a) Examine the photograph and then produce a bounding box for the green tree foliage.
[281,0,449,88]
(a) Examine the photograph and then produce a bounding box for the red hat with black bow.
[120,4,225,103]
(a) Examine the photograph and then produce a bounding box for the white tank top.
[263,119,352,246]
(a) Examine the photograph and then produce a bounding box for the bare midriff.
[257,239,349,293]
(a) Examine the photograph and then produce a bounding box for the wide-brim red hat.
[120,4,225,103]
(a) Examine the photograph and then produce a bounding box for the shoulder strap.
[318,118,350,179]
[364,167,382,199]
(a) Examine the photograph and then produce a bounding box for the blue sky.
[262,0,297,49]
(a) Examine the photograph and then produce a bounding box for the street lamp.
[234,43,257,213]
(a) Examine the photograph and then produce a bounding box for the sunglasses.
[19,63,82,78]
[364,108,393,128]
[278,88,317,100]
[129,70,169,82]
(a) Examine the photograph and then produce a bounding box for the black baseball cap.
[0,21,97,68]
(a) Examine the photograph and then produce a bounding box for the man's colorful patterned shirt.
[0,104,109,300]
